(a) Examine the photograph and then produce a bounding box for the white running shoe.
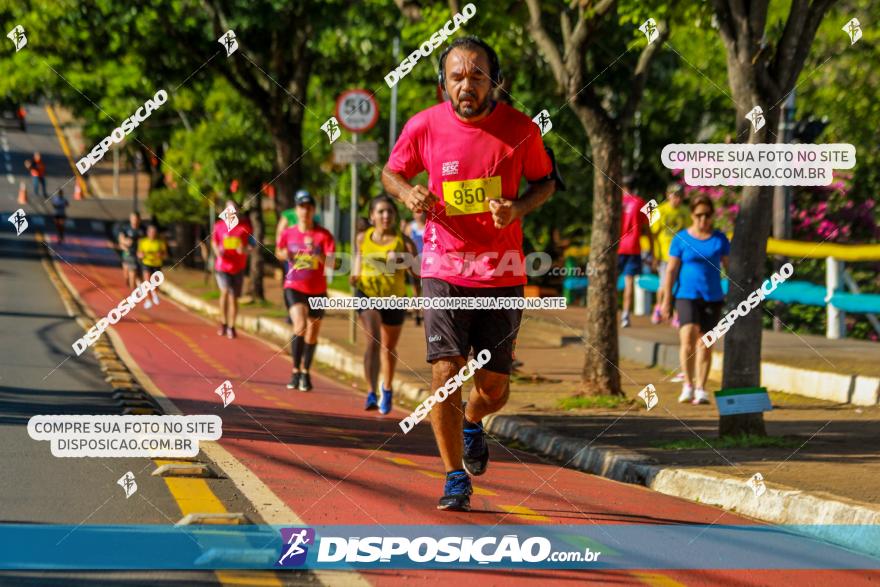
[678,384,694,403]
[621,314,631,328]
[151,292,160,305]
[144,299,153,309]
[692,389,711,405]
[671,372,686,383]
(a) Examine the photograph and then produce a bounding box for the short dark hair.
[438,36,502,87]
[689,194,715,214]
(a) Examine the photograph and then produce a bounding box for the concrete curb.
[164,279,880,557]
[619,331,879,406]
[531,313,879,406]
[484,413,880,558]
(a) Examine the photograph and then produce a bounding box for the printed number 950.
[453,187,486,205]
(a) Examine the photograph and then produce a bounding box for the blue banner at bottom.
[1,524,878,570]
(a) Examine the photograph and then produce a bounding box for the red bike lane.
[50,233,880,586]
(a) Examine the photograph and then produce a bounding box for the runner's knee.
[475,378,509,405]
[432,356,465,381]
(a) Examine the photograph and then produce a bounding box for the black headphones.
[437,36,503,89]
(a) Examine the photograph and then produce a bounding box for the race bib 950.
[442,176,502,216]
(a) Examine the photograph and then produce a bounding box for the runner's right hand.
[403,185,438,213]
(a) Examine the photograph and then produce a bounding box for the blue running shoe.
[379,383,393,415]
[364,390,378,411]
[462,417,489,477]
[437,471,472,511]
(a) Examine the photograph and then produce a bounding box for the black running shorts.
[675,297,723,333]
[284,288,326,319]
[422,277,523,375]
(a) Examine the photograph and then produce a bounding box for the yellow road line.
[41,251,283,586]
[498,504,551,521]
[386,456,418,467]
[214,572,283,586]
[632,572,688,587]
[153,459,226,516]
[44,105,88,197]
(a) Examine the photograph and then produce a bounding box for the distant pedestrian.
[137,223,167,309]
[617,177,655,328]
[651,183,690,325]
[29,152,46,198]
[660,194,730,405]
[117,213,144,289]
[212,199,253,339]
[50,189,69,243]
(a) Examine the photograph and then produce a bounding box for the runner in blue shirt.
[660,194,730,405]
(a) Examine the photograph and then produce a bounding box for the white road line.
[1,130,10,183]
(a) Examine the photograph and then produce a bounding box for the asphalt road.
[0,108,252,586]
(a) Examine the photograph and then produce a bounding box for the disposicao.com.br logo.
[276,527,315,567]
[274,527,599,568]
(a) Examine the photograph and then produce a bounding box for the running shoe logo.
[428,335,441,343]
[277,527,315,567]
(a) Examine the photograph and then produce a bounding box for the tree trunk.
[248,188,265,301]
[271,119,303,214]
[174,222,197,268]
[577,114,624,396]
[718,64,781,436]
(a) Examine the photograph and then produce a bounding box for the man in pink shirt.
[212,199,253,339]
[617,177,655,328]
[382,36,556,511]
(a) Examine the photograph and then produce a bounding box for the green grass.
[263,309,289,319]
[557,395,631,410]
[651,434,802,450]
[241,298,274,309]
[201,290,220,301]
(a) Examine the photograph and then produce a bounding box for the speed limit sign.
[335,89,379,134]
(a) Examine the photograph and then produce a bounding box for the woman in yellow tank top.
[350,195,420,414]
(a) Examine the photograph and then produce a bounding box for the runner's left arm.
[488,178,555,229]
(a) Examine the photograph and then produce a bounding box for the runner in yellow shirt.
[351,194,420,415]
[137,223,168,309]
[652,183,690,324]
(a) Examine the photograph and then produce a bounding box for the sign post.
[335,89,379,344]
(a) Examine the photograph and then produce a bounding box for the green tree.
[525,0,670,395]
[711,0,836,436]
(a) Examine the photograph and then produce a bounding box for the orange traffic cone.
[17,181,27,205]
[73,181,83,200]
